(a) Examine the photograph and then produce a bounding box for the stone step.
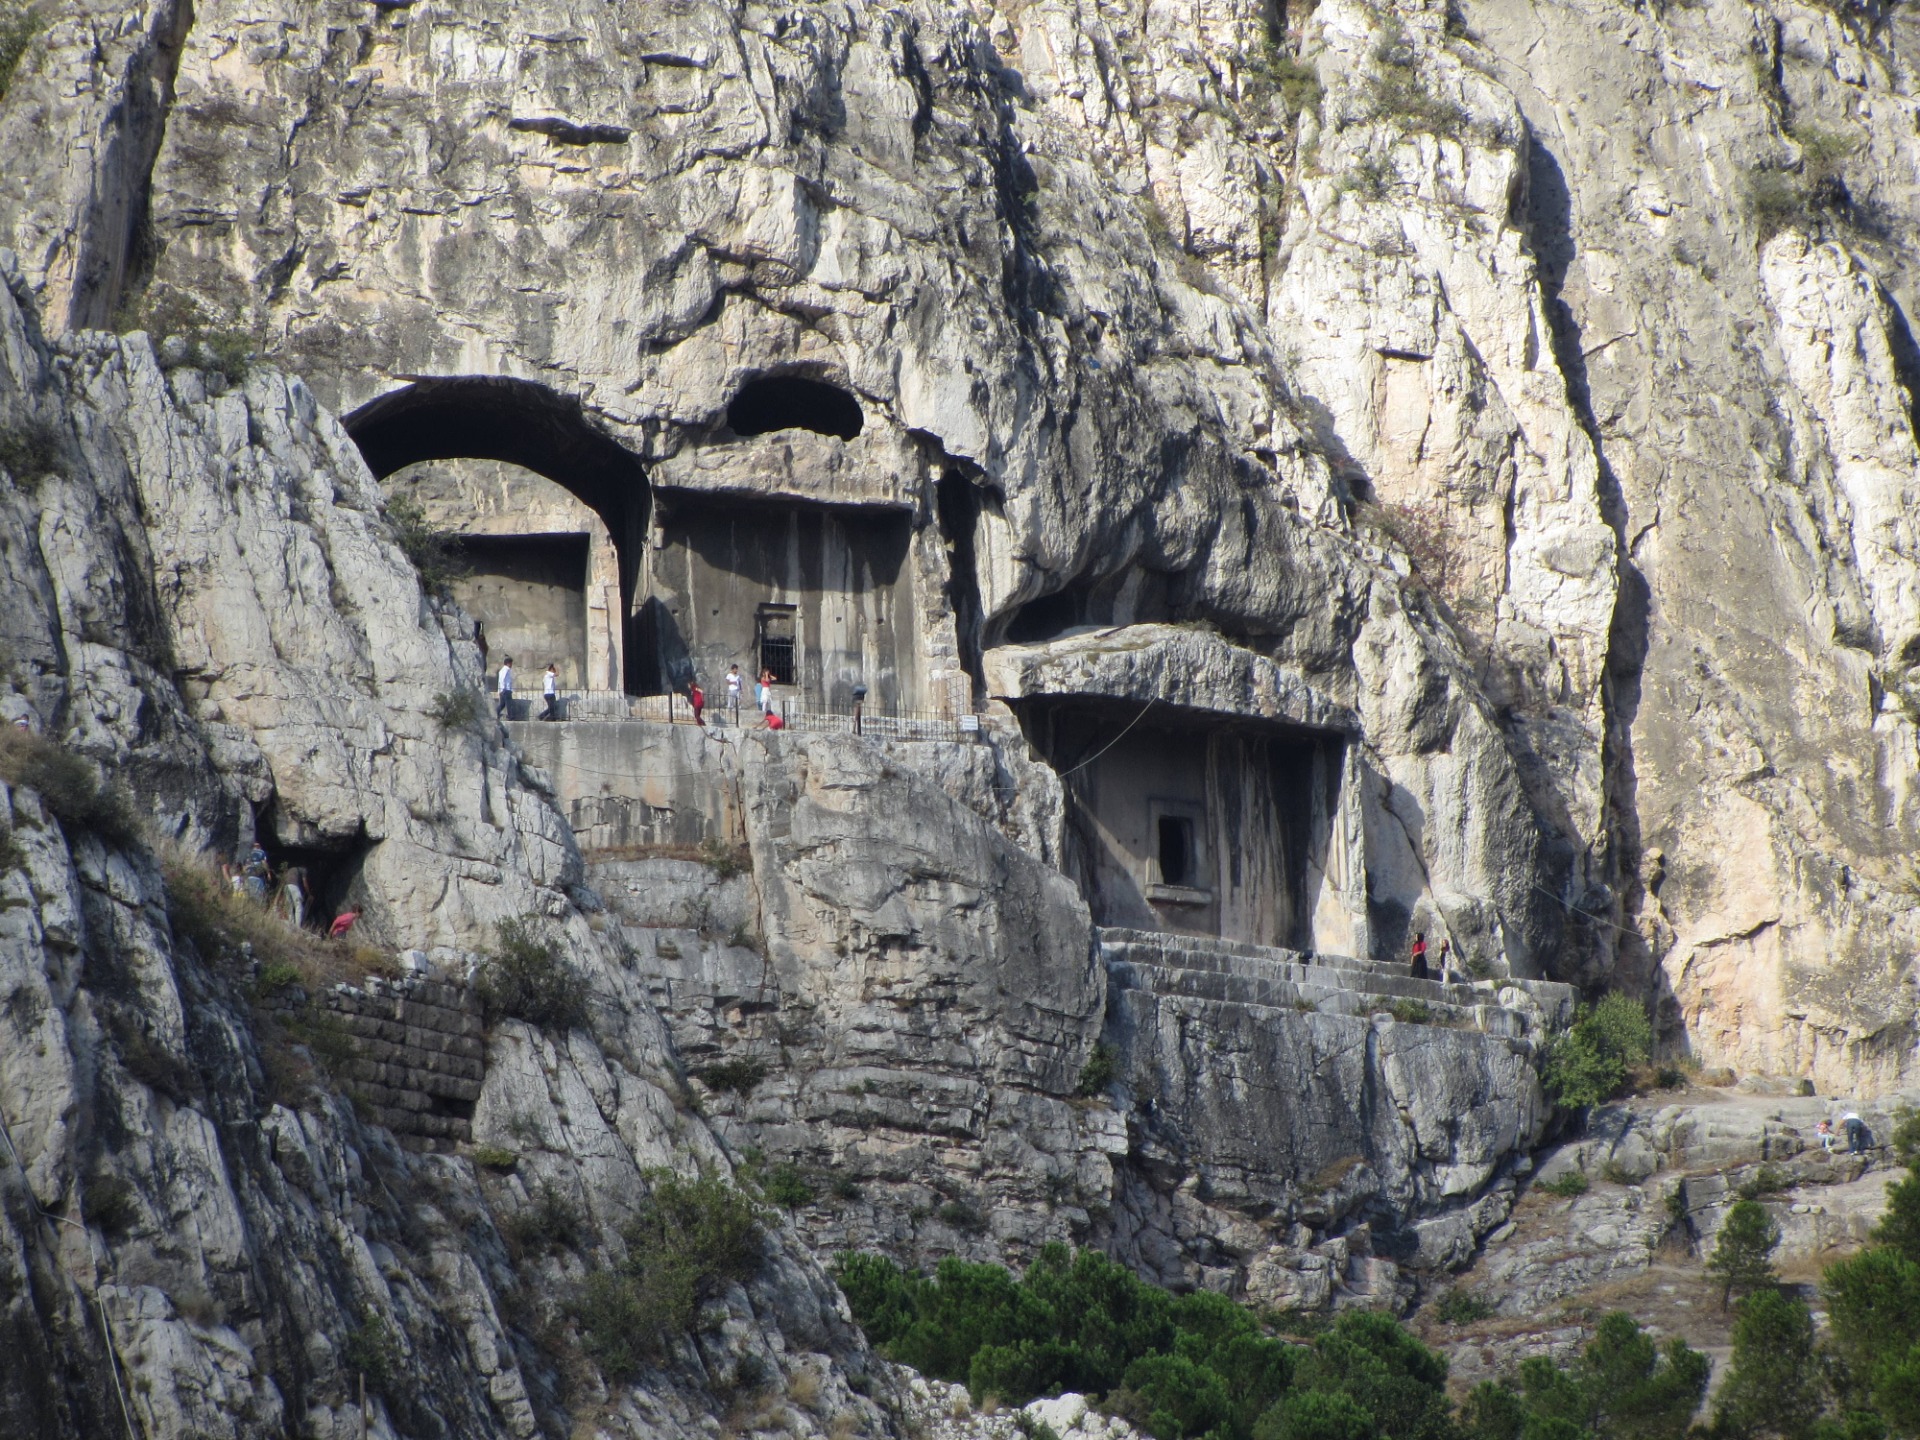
[1106,961,1536,1040]
[1104,939,1492,1008]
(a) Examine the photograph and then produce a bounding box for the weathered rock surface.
[1422,1088,1907,1386]
[0,262,888,1440]
[0,0,1619,995]
[573,727,1567,1310]
[11,0,1920,1421]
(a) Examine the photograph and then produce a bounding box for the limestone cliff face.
[14,0,1920,1098]
[0,0,1597,985]
[0,267,885,1439]
[8,0,1920,1424]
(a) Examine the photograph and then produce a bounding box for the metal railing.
[519,689,980,743]
[778,705,966,741]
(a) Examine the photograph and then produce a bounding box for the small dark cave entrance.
[344,377,653,694]
[255,824,377,935]
[1001,567,1176,645]
[725,375,864,440]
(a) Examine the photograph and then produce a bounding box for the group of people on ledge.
[221,843,360,939]
[676,664,786,730]
[1408,931,1456,983]
[488,658,786,728]
[493,658,563,721]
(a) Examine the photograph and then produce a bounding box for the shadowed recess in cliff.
[343,377,653,693]
[725,375,864,440]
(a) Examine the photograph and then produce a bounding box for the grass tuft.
[0,728,140,845]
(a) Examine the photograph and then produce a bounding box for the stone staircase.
[1098,928,1577,1040]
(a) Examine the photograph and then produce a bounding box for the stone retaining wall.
[323,977,486,1148]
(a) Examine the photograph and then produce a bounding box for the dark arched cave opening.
[726,375,865,440]
[343,377,653,694]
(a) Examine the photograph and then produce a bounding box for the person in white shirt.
[726,664,743,724]
[541,663,560,720]
[496,656,514,718]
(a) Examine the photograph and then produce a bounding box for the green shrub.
[82,1174,138,1235]
[1388,999,1432,1025]
[1537,1170,1589,1198]
[1432,1288,1493,1325]
[1540,993,1652,1110]
[0,417,62,491]
[1243,48,1322,120]
[1709,1199,1781,1309]
[1337,156,1397,201]
[938,1199,987,1233]
[427,688,482,733]
[1076,1042,1118,1098]
[0,824,24,875]
[341,1310,402,1397]
[0,1,39,101]
[763,1162,813,1209]
[0,728,141,845]
[1790,121,1857,177]
[111,1017,196,1099]
[698,837,750,880]
[1368,70,1466,137]
[1748,166,1811,241]
[383,490,462,598]
[501,1180,584,1257]
[469,1145,518,1173]
[574,1169,766,1378]
[696,1056,768,1094]
[1364,25,1465,139]
[476,917,589,1031]
[254,962,303,997]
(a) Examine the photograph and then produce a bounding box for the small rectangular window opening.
[1157,814,1195,888]
[758,604,797,686]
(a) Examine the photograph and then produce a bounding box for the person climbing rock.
[1845,1111,1873,1154]
[496,655,515,719]
[1410,931,1429,980]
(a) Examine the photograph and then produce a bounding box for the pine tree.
[1715,1289,1826,1439]
[1710,1200,1782,1310]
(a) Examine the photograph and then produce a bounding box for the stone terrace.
[1099,928,1577,1040]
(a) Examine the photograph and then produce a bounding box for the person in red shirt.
[1409,931,1429,980]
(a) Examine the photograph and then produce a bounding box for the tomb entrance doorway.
[1015,698,1347,950]
[344,377,652,694]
